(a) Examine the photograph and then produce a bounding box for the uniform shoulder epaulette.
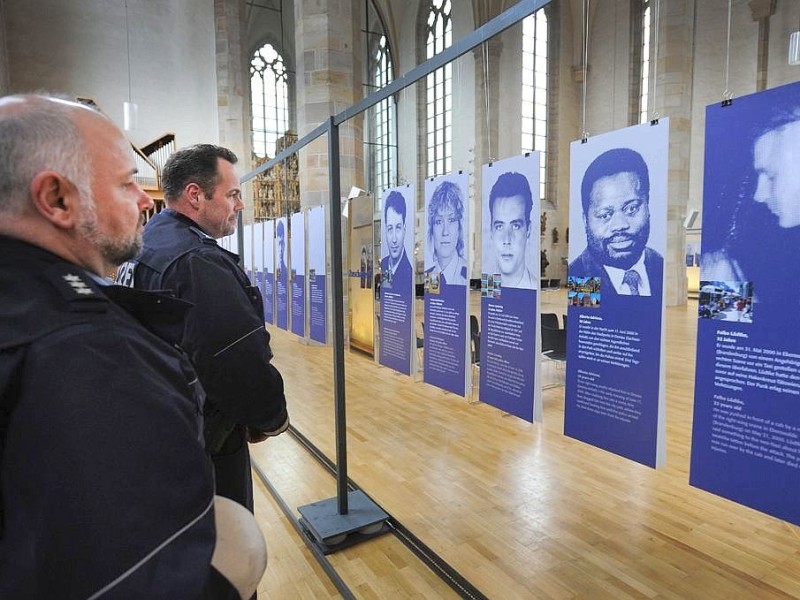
[44,263,109,313]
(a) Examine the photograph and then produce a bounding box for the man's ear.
[186,182,203,209]
[29,171,81,229]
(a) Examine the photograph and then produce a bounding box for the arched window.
[425,0,452,178]
[521,9,548,201]
[250,42,289,158]
[365,27,396,195]
[639,0,652,123]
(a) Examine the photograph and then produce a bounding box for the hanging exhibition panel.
[243,223,254,283]
[379,185,415,375]
[263,220,275,325]
[253,221,265,319]
[423,172,469,397]
[690,81,800,525]
[479,153,542,422]
[308,205,327,344]
[220,231,238,254]
[291,211,306,338]
[565,120,669,468]
[275,216,289,330]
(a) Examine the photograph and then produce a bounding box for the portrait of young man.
[380,190,412,292]
[702,93,800,315]
[487,171,536,290]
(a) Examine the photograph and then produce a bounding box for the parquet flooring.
[251,292,800,598]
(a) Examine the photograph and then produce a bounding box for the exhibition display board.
[263,220,275,324]
[220,231,238,254]
[253,221,265,319]
[479,153,542,422]
[379,185,415,375]
[690,81,800,525]
[291,211,306,338]
[423,172,469,397]
[564,120,668,468]
[243,223,253,283]
[308,205,328,344]
[275,216,289,330]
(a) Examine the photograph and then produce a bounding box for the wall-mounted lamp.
[341,187,368,218]
[348,186,367,200]
[683,209,699,230]
[790,8,800,66]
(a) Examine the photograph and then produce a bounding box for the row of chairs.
[541,313,567,383]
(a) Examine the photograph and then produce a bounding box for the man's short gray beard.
[77,193,143,267]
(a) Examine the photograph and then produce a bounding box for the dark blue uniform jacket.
[117,209,287,510]
[0,236,222,599]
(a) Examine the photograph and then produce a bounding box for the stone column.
[294,0,364,348]
[471,36,503,276]
[214,0,253,219]
[749,0,776,91]
[294,0,364,210]
[652,0,695,306]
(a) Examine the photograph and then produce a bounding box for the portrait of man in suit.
[380,190,412,292]
[570,147,663,297]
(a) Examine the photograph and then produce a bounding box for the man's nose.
[753,174,769,204]
[608,210,630,231]
[136,184,154,212]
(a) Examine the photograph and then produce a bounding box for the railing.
[132,144,159,190]
[237,0,550,517]
[140,133,176,181]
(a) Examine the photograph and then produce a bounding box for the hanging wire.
[650,0,661,121]
[483,42,492,161]
[580,0,590,140]
[723,0,733,101]
[124,0,132,103]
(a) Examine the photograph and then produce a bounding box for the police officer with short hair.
[0,95,266,599]
[117,144,289,516]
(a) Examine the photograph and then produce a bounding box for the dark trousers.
[211,427,258,599]
[211,426,254,512]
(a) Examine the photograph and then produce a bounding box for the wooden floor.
[251,292,800,599]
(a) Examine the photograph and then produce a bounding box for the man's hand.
[247,416,289,444]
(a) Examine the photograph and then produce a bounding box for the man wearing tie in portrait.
[380,190,412,292]
[570,148,663,298]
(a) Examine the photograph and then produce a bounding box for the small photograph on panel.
[492,274,502,298]
[567,276,602,308]
[480,273,489,297]
[426,271,441,294]
[309,268,316,283]
[698,280,754,323]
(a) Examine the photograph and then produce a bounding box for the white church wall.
[4,0,218,148]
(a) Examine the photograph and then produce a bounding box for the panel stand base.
[298,490,389,554]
